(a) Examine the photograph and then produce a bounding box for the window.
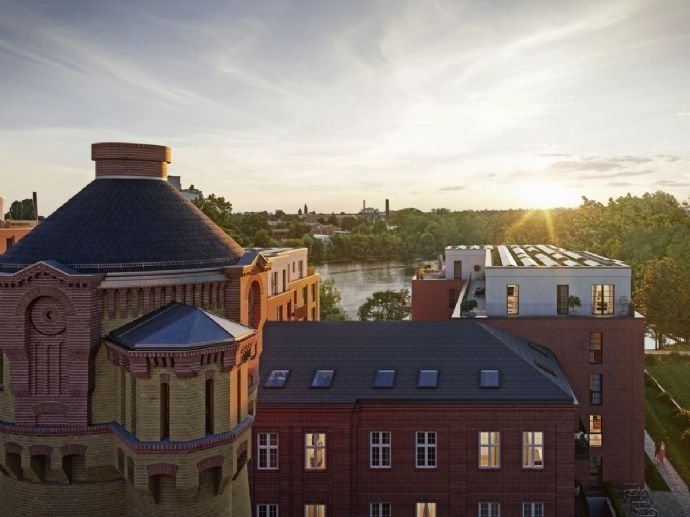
[305,433,326,470]
[590,374,602,405]
[589,456,603,487]
[589,332,603,363]
[265,370,290,388]
[479,432,500,468]
[370,502,391,517]
[507,284,519,315]
[257,504,278,517]
[311,283,316,302]
[271,272,278,296]
[416,502,437,517]
[302,286,308,306]
[160,382,170,440]
[556,284,569,315]
[448,289,457,309]
[478,502,500,517]
[6,236,15,249]
[480,369,500,388]
[589,415,602,447]
[205,378,214,434]
[276,306,282,321]
[416,432,437,468]
[418,370,439,388]
[591,284,614,315]
[522,502,543,517]
[304,504,326,517]
[370,432,391,468]
[373,370,396,388]
[257,433,278,470]
[311,370,335,388]
[522,432,544,468]
[299,261,304,278]
[282,270,287,292]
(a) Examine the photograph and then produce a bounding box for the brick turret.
[92,142,171,179]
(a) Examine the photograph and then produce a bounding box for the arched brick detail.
[236,440,248,457]
[147,462,178,477]
[60,444,87,457]
[29,444,53,457]
[14,286,76,317]
[204,369,215,380]
[197,455,224,473]
[5,442,22,455]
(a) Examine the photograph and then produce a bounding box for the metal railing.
[481,302,634,317]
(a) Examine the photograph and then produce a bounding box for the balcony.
[457,301,635,318]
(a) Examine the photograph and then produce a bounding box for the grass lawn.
[645,384,690,487]
[645,454,670,491]
[647,362,690,408]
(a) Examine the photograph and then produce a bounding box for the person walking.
[654,441,661,465]
[658,441,666,465]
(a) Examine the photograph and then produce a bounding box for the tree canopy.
[319,279,348,320]
[358,289,409,321]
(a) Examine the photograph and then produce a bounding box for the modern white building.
[445,244,632,318]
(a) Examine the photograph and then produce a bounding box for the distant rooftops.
[446,244,628,268]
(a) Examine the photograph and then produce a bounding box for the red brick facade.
[411,277,462,321]
[252,403,576,516]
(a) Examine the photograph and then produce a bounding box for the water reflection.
[317,261,424,319]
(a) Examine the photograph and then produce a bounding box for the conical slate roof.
[0,179,245,273]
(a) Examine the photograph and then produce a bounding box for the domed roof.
[0,143,244,273]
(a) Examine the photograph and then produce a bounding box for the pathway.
[644,430,690,516]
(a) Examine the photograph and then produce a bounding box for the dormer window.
[265,370,290,388]
[480,369,500,388]
[311,370,335,388]
[417,370,439,388]
[374,370,396,388]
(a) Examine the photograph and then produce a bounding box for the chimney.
[363,200,366,212]
[32,191,38,224]
[385,199,389,219]
[92,142,171,179]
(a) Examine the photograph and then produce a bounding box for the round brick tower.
[0,143,267,516]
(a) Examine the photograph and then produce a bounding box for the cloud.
[607,181,635,187]
[655,154,682,162]
[656,179,690,187]
[677,108,690,118]
[578,169,654,180]
[439,185,466,192]
[550,160,622,172]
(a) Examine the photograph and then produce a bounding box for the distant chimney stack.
[385,199,389,219]
[32,191,38,223]
[92,142,171,179]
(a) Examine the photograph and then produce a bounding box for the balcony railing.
[473,302,635,318]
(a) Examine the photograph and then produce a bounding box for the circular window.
[30,297,66,335]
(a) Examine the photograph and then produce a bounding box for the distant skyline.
[1,0,690,216]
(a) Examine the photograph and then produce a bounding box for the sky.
[1,0,690,215]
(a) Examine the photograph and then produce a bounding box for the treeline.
[194,192,690,343]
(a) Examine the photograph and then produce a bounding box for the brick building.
[252,321,577,517]
[0,142,319,515]
[411,245,646,491]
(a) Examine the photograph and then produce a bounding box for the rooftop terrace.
[447,244,629,268]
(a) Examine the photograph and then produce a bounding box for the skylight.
[374,369,396,388]
[311,369,335,388]
[265,369,290,388]
[417,369,439,388]
[480,369,500,388]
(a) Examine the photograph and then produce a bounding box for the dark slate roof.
[108,303,255,350]
[0,179,244,273]
[259,321,576,405]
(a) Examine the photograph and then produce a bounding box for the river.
[317,260,425,319]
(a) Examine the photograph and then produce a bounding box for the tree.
[304,203,308,215]
[253,229,274,247]
[5,199,35,220]
[298,208,303,215]
[358,289,409,321]
[193,194,232,227]
[320,279,348,320]
[327,214,339,226]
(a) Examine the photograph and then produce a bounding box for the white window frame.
[479,431,500,468]
[522,431,544,469]
[257,432,279,470]
[416,431,437,468]
[370,431,391,468]
[478,502,500,517]
[257,504,279,517]
[305,433,326,470]
[369,502,391,517]
[522,502,544,517]
[304,504,326,517]
[590,415,602,447]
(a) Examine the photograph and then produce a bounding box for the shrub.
[461,299,477,311]
[645,354,658,366]
[603,481,626,517]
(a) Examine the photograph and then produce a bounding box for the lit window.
[522,432,544,468]
[311,370,335,388]
[479,432,500,468]
[589,332,603,363]
[590,415,602,447]
[370,432,391,468]
[370,502,391,517]
[305,433,326,470]
[522,502,543,517]
[418,370,439,388]
[591,284,614,315]
[478,502,500,517]
[257,504,279,517]
[257,433,278,470]
[416,432,437,468]
[590,374,602,405]
[507,284,519,315]
[374,370,396,388]
[265,370,290,388]
[480,370,500,388]
[416,502,437,517]
[305,504,326,517]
